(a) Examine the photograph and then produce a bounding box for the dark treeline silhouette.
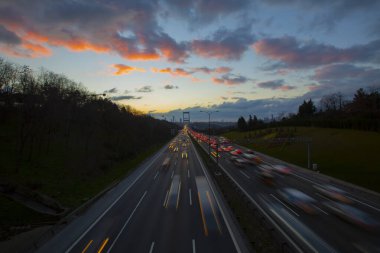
[0,57,175,175]
[236,88,380,132]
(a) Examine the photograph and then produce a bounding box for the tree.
[237,116,247,131]
[248,115,253,130]
[298,99,316,117]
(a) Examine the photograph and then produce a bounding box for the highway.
[192,130,380,253]
[36,131,248,253]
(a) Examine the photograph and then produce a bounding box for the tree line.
[237,87,380,132]
[0,57,175,176]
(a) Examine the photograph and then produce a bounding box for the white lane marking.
[196,138,306,252]
[153,171,159,180]
[347,196,380,212]
[191,142,242,253]
[192,239,196,253]
[165,181,174,208]
[171,170,174,179]
[293,173,321,186]
[315,193,330,201]
[187,169,190,178]
[270,208,318,253]
[313,205,328,215]
[238,170,250,179]
[106,191,147,253]
[270,194,299,217]
[163,190,169,207]
[65,147,164,253]
[149,241,155,253]
[176,181,181,210]
[189,189,192,206]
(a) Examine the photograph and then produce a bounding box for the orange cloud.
[22,41,51,57]
[151,67,192,77]
[113,64,146,75]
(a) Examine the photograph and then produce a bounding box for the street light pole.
[200,110,218,159]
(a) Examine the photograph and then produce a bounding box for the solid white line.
[270,194,299,217]
[192,239,196,253]
[270,208,318,253]
[171,170,175,179]
[163,190,169,207]
[176,181,181,210]
[315,192,330,201]
[347,196,380,212]
[187,169,190,178]
[191,142,242,253]
[313,205,328,215]
[153,171,159,180]
[149,241,155,253]
[189,189,192,206]
[64,147,164,253]
[238,170,250,179]
[196,143,303,253]
[106,191,147,253]
[293,173,320,185]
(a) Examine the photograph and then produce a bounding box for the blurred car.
[181,151,188,159]
[272,165,292,175]
[234,149,243,154]
[225,146,234,152]
[278,188,318,214]
[230,150,240,156]
[257,165,274,185]
[233,158,246,168]
[314,184,352,204]
[242,153,262,164]
[323,201,379,231]
[246,149,255,154]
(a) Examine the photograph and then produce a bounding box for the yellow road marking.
[206,191,223,235]
[198,192,208,236]
[97,238,109,253]
[81,240,93,253]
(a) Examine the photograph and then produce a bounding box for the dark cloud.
[110,95,142,101]
[311,64,380,94]
[164,84,178,89]
[191,26,256,60]
[0,0,188,62]
[253,36,380,69]
[163,0,252,28]
[104,87,118,93]
[0,24,21,44]
[212,74,252,85]
[262,0,380,32]
[191,66,232,74]
[136,85,153,93]
[157,97,302,122]
[220,96,229,100]
[257,79,296,91]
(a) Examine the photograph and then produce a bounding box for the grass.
[223,127,380,193]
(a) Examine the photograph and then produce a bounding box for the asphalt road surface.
[195,134,380,253]
[37,132,248,253]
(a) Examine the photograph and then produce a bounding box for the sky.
[0,0,379,122]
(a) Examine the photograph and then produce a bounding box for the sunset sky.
[1,0,379,121]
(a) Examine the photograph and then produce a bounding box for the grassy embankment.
[0,121,166,238]
[224,127,380,193]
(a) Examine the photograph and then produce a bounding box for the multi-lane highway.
[192,130,380,253]
[36,131,249,253]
